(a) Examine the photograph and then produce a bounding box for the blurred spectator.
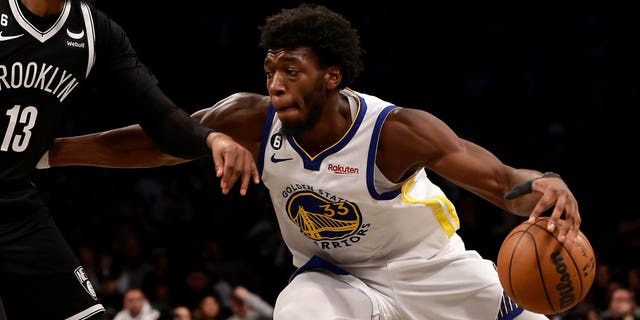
[226,286,273,320]
[142,248,174,317]
[554,305,599,320]
[114,287,161,320]
[100,273,125,319]
[148,280,173,320]
[592,262,616,311]
[599,287,640,320]
[193,294,224,320]
[175,267,218,310]
[115,231,154,293]
[171,306,193,320]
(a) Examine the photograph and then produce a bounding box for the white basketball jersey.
[259,88,461,268]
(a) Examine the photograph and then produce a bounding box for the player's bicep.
[382,108,509,202]
[378,108,464,181]
[391,109,498,176]
[383,109,463,164]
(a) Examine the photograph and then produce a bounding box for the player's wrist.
[504,172,562,200]
[205,130,219,149]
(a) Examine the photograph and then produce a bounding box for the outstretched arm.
[49,124,186,168]
[45,92,269,195]
[379,107,580,245]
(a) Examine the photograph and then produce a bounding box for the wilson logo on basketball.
[551,250,576,309]
[497,217,595,314]
[327,163,359,175]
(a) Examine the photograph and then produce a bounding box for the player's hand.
[206,132,260,195]
[527,176,581,246]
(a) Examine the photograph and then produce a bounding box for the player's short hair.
[258,3,365,89]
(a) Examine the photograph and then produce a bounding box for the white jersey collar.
[8,0,71,43]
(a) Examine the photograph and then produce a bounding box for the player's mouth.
[275,105,298,113]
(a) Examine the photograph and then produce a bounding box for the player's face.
[264,47,330,137]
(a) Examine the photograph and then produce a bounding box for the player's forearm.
[133,85,212,159]
[50,125,188,168]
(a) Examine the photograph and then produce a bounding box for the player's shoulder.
[342,88,395,109]
[347,89,436,120]
[232,92,270,105]
[222,92,270,111]
[79,3,125,39]
[77,1,107,23]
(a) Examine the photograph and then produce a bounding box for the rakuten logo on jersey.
[327,163,359,176]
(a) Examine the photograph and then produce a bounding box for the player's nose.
[267,72,286,96]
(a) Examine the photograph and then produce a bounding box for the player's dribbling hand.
[206,132,260,195]
[527,176,581,246]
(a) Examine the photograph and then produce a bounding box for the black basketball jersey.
[0,0,158,216]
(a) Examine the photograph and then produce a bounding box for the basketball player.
[40,4,583,319]
[0,0,255,319]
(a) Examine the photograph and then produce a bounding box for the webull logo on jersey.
[66,40,85,48]
[283,187,370,249]
[74,266,98,300]
[327,162,359,176]
[66,28,86,48]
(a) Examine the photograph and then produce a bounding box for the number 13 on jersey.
[2,105,37,152]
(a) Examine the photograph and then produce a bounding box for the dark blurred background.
[32,1,639,319]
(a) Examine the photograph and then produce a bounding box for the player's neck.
[296,93,352,157]
[20,0,64,17]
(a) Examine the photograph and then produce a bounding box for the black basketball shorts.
[0,208,104,319]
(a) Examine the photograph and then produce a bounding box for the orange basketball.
[496,217,596,314]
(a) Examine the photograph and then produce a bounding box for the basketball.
[496,217,596,314]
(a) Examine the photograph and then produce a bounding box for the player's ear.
[325,66,342,89]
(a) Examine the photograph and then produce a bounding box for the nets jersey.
[259,88,462,268]
[0,0,157,215]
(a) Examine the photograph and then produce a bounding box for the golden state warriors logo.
[286,191,361,240]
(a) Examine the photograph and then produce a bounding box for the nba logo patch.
[74,266,98,300]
